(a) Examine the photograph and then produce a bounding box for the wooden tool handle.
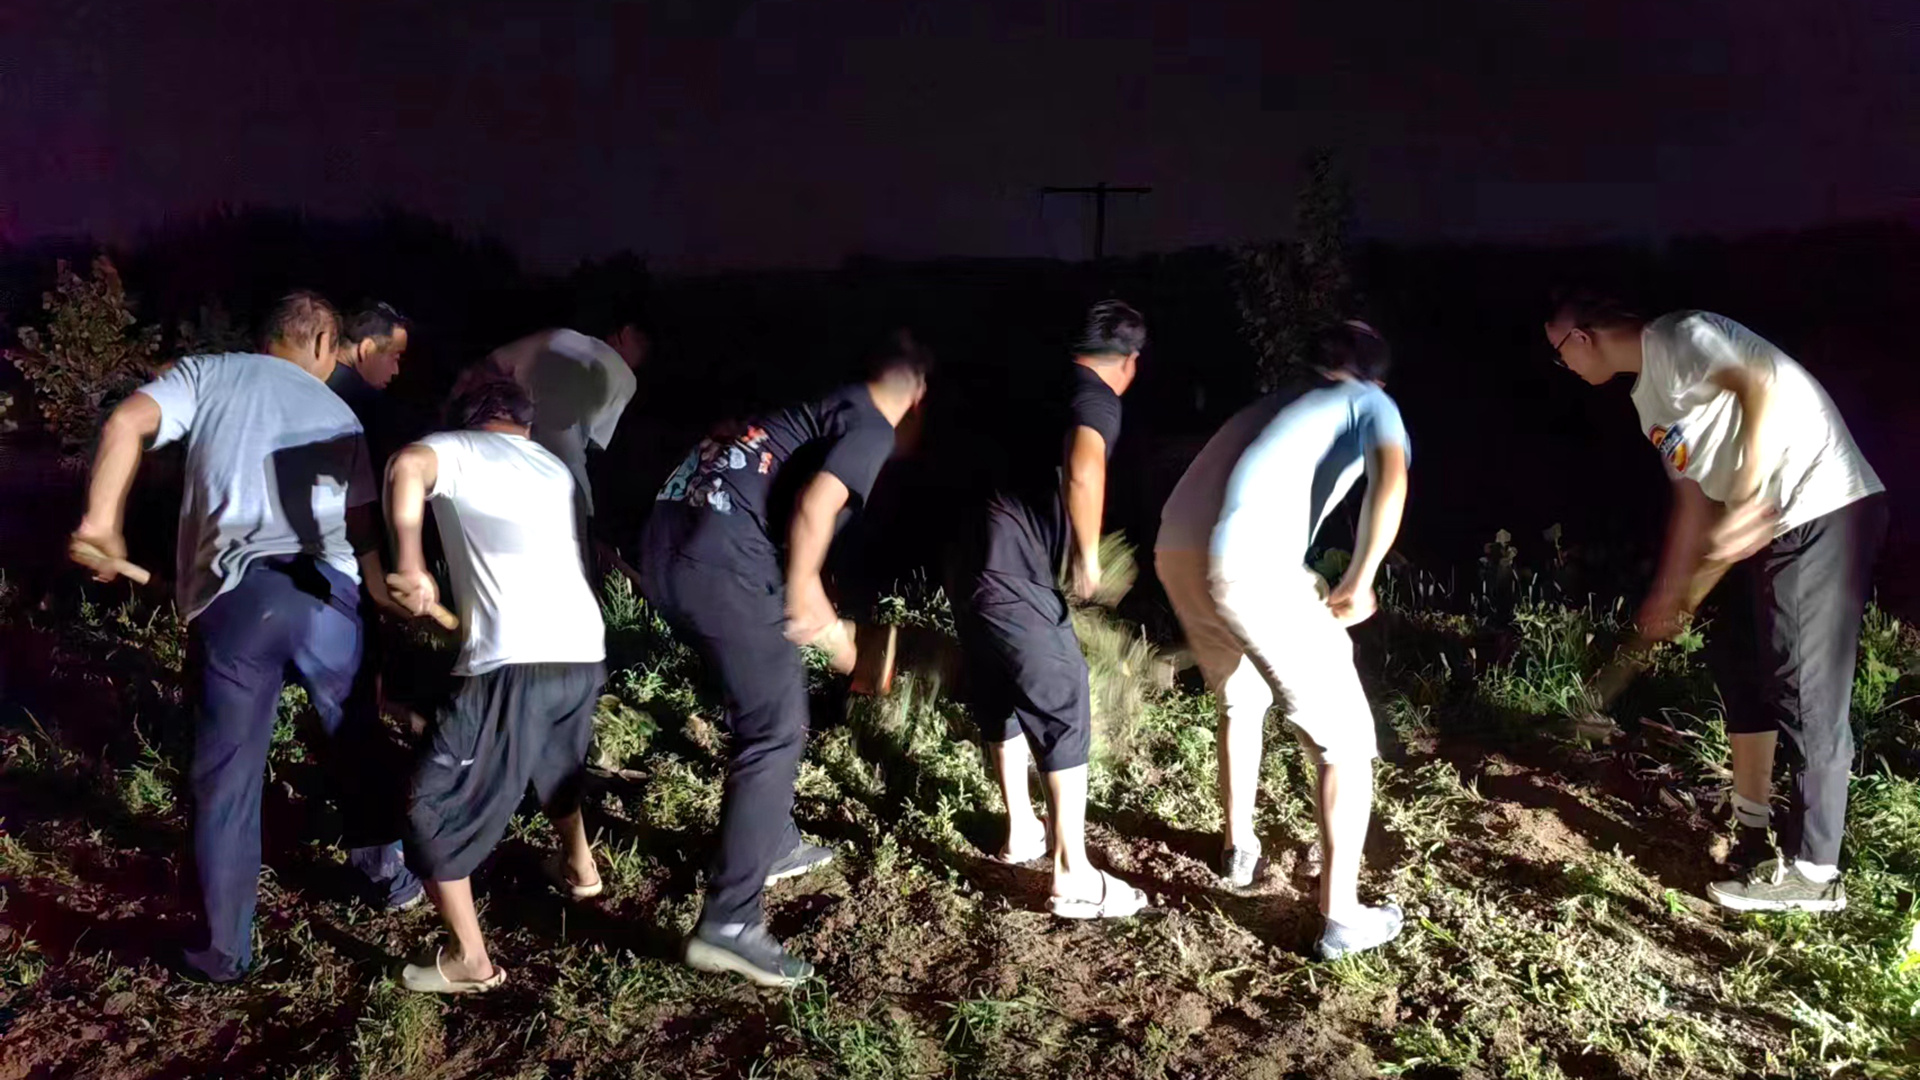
[424,602,460,632]
[1681,556,1731,614]
[69,540,152,585]
[1589,556,1734,713]
[385,573,460,631]
[812,619,859,676]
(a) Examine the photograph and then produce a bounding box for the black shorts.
[405,661,605,882]
[955,570,1092,773]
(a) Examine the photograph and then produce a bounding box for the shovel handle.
[423,602,460,632]
[69,540,151,585]
[1589,556,1734,712]
[385,573,461,632]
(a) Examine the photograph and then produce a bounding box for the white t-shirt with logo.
[416,430,606,676]
[1631,311,1881,535]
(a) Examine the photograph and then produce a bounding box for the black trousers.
[954,569,1093,773]
[405,661,605,882]
[1706,493,1887,866]
[639,533,806,929]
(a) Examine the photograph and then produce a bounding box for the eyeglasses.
[1550,327,1577,368]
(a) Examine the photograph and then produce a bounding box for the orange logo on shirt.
[1649,424,1690,472]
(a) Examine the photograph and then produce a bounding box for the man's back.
[139,352,372,619]
[488,329,636,450]
[417,430,605,676]
[978,364,1123,585]
[651,385,896,581]
[1206,378,1410,575]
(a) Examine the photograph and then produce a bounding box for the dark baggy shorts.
[1704,493,1887,866]
[954,569,1093,773]
[405,660,606,882]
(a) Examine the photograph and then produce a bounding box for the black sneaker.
[765,841,835,886]
[1707,859,1847,913]
[684,922,814,988]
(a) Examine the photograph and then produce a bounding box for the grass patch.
[781,980,936,1080]
[353,978,446,1079]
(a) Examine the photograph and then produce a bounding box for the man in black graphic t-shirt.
[958,300,1149,921]
[638,333,931,987]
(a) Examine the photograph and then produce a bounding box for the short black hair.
[1311,320,1392,382]
[447,376,535,431]
[1550,288,1646,331]
[341,301,408,346]
[865,328,936,384]
[260,290,338,353]
[1072,299,1147,359]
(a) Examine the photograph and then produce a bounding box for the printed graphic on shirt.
[1649,423,1691,473]
[656,426,770,514]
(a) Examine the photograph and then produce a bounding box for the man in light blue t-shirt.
[70,291,420,983]
[1155,321,1411,960]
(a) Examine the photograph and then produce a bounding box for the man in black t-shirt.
[326,302,415,479]
[638,335,931,986]
[958,300,1149,920]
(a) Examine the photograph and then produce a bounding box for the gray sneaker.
[684,922,814,988]
[1317,902,1405,960]
[765,841,835,886]
[1707,859,1846,913]
[1218,846,1261,890]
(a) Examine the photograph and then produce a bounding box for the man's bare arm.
[784,471,851,645]
[71,393,162,581]
[1063,426,1108,601]
[1638,477,1716,640]
[1327,443,1408,625]
[383,444,439,614]
[1709,364,1773,505]
[1705,364,1778,562]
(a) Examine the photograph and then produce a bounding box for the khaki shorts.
[1155,548,1378,764]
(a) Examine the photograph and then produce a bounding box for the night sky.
[5,0,1916,271]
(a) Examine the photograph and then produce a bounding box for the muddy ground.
[0,576,1915,1079]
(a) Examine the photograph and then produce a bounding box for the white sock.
[1731,791,1771,829]
[1793,860,1839,883]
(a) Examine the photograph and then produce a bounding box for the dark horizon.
[6,0,1917,272]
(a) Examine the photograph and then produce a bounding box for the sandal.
[545,855,605,900]
[1048,870,1149,920]
[399,948,507,994]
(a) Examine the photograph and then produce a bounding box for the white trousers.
[1155,548,1378,764]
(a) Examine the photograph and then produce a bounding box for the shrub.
[175,299,254,356]
[4,256,162,457]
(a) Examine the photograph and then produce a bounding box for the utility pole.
[1040,182,1152,260]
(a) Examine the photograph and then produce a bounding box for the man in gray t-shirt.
[70,291,420,984]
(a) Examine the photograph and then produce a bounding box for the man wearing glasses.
[1544,292,1885,913]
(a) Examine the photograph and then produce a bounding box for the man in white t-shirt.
[1547,292,1887,913]
[383,376,608,994]
[1155,321,1411,960]
[483,322,647,523]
